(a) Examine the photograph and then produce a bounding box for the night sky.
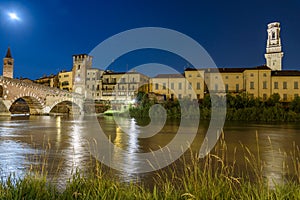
[0,0,299,79]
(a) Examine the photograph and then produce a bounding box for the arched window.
[272,31,276,39]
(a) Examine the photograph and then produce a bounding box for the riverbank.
[130,93,300,122]
[1,136,299,199]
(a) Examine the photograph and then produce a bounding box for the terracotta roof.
[272,70,300,76]
[185,65,271,73]
[153,74,184,78]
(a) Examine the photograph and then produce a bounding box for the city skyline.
[0,0,300,79]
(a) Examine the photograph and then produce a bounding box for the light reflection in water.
[112,117,140,178]
[56,116,61,146]
[0,116,299,187]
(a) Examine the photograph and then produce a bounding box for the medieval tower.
[264,22,284,71]
[72,54,92,96]
[3,47,14,78]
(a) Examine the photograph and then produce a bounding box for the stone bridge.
[0,76,84,115]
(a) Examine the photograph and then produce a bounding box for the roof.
[185,65,271,73]
[153,74,184,78]
[5,47,12,58]
[272,70,300,76]
[72,54,89,57]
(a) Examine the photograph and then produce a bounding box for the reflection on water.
[0,115,299,187]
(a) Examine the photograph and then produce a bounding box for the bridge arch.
[49,98,83,115]
[9,96,44,115]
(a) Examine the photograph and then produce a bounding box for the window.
[178,82,182,90]
[163,83,166,90]
[294,81,299,89]
[225,76,228,79]
[215,84,218,91]
[236,76,239,79]
[294,94,299,99]
[121,78,126,83]
[189,74,192,77]
[263,94,267,100]
[64,75,69,78]
[171,83,174,90]
[178,94,182,99]
[283,94,287,101]
[236,84,239,92]
[77,65,80,70]
[274,82,278,89]
[188,83,192,90]
[132,85,135,90]
[250,82,254,89]
[61,81,69,86]
[263,81,267,89]
[263,73,267,77]
[250,73,254,77]
[283,82,287,89]
[272,31,275,39]
[197,82,201,90]
[225,84,228,92]
[215,76,218,79]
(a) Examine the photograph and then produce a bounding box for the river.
[0,115,299,188]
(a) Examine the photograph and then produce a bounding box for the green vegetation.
[130,92,300,122]
[0,134,300,199]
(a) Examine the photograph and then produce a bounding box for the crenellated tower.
[72,54,92,96]
[264,22,284,71]
[3,47,14,78]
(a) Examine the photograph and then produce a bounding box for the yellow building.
[184,69,205,99]
[35,74,59,88]
[58,71,73,91]
[271,71,300,102]
[150,74,196,100]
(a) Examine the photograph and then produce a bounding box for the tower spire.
[5,47,12,58]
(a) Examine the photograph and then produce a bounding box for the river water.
[0,115,299,188]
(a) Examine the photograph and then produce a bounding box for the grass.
[0,133,300,199]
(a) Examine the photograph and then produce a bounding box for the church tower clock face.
[75,87,82,94]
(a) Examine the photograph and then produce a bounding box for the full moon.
[8,12,21,21]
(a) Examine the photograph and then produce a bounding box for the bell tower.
[264,22,284,71]
[3,47,14,78]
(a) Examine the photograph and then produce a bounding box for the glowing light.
[8,12,21,21]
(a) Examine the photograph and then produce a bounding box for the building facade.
[86,68,103,100]
[101,71,149,102]
[58,71,73,91]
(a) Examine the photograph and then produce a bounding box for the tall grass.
[0,133,300,199]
